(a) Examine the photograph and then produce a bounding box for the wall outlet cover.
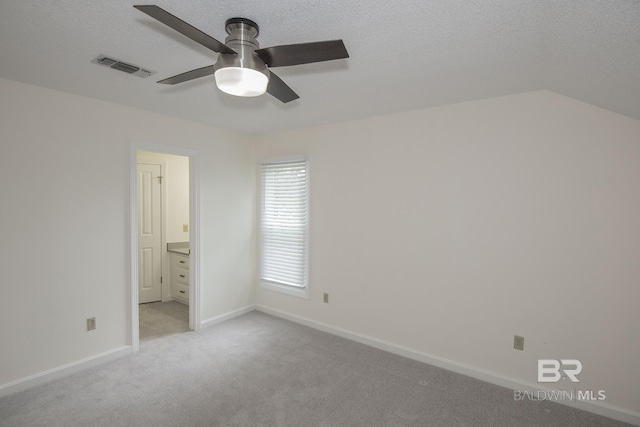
[514,335,524,351]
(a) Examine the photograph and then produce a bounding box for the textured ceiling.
[0,0,639,133]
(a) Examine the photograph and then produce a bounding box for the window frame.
[259,156,310,299]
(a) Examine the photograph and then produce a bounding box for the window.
[260,159,309,297]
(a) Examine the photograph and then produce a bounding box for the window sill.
[261,280,309,299]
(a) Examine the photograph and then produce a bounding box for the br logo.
[538,359,582,383]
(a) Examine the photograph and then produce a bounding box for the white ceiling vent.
[91,55,156,78]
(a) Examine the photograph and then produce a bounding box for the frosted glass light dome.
[214,67,268,97]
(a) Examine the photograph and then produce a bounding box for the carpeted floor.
[139,300,190,342]
[0,311,632,426]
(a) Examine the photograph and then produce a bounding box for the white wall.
[255,91,640,415]
[0,78,255,386]
[138,151,190,243]
[1,78,638,419]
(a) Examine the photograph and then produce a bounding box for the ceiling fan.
[134,5,349,103]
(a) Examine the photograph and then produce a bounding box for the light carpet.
[0,311,631,426]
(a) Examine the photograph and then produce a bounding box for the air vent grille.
[91,55,156,78]
[96,57,117,67]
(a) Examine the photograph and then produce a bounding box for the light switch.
[183,224,189,232]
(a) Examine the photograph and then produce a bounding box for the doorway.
[130,142,200,352]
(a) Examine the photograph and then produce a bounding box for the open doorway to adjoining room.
[130,142,200,351]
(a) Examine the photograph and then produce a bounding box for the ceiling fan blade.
[157,65,214,85]
[256,40,348,68]
[134,5,236,55]
[267,71,299,103]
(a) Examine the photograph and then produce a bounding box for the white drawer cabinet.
[170,252,190,305]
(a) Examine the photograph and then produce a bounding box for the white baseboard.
[200,304,256,329]
[0,346,132,398]
[256,305,640,426]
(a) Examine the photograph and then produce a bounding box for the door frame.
[129,140,201,352]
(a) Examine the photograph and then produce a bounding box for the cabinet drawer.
[175,283,189,301]
[174,267,189,285]
[174,255,189,269]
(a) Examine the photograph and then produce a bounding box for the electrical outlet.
[183,224,189,232]
[514,335,524,351]
[323,293,329,303]
[87,317,96,331]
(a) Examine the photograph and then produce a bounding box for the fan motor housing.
[214,17,268,78]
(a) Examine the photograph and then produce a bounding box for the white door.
[137,162,162,303]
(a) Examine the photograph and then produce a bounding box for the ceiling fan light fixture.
[214,66,268,97]
[211,18,270,98]
[133,7,348,103]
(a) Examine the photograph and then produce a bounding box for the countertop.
[167,242,190,255]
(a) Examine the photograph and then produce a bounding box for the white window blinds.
[260,160,309,289]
